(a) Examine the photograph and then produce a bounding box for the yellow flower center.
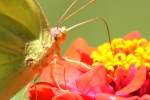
[91,38,150,71]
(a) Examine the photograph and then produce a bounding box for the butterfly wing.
[0,0,51,99]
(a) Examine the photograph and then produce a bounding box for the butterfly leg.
[63,57,92,70]
[49,55,70,93]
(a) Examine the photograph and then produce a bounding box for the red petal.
[116,66,146,96]
[65,38,95,60]
[139,75,150,96]
[29,82,56,100]
[124,31,141,40]
[40,58,88,90]
[114,67,127,90]
[100,84,114,94]
[53,92,83,100]
[114,66,136,91]
[123,66,137,86]
[77,49,93,65]
[96,93,139,100]
[76,65,107,97]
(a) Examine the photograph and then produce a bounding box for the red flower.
[29,32,150,100]
[29,82,55,100]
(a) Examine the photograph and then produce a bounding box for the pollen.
[91,38,150,71]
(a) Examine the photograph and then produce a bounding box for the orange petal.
[116,66,146,96]
[65,38,95,60]
[124,31,141,40]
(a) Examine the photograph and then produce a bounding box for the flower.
[29,31,150,100]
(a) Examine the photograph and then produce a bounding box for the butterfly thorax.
[30,26,67,68]
[25,27,67,68]
[25,30,52,67]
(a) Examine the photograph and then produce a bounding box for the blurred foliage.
[11,0,150,99]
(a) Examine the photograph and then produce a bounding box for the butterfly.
[0,0,111,99]
[0,0,50,99]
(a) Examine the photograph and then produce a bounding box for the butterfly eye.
[55,32,67,45]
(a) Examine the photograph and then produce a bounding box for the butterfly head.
[51,26,67,45]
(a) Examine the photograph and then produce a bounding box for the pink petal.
[96,93,139,100]
[140,94,150,100]
[76,65,107,97]
[116,66,146,96]
[65,38,95,60]
[53,92,83,100]
[123,31,141,40]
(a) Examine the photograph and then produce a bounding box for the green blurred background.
[12,0,150,99]
[39,0,150,53]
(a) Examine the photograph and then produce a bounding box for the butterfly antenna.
[57,0,78,26]
[99,18,112,51]
[34,0,52,43]
[35,0,50,28]
[60,0,96,24]
[67,17,113,51]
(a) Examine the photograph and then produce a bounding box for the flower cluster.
[91,38,150,70]
[28,32,150,100]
